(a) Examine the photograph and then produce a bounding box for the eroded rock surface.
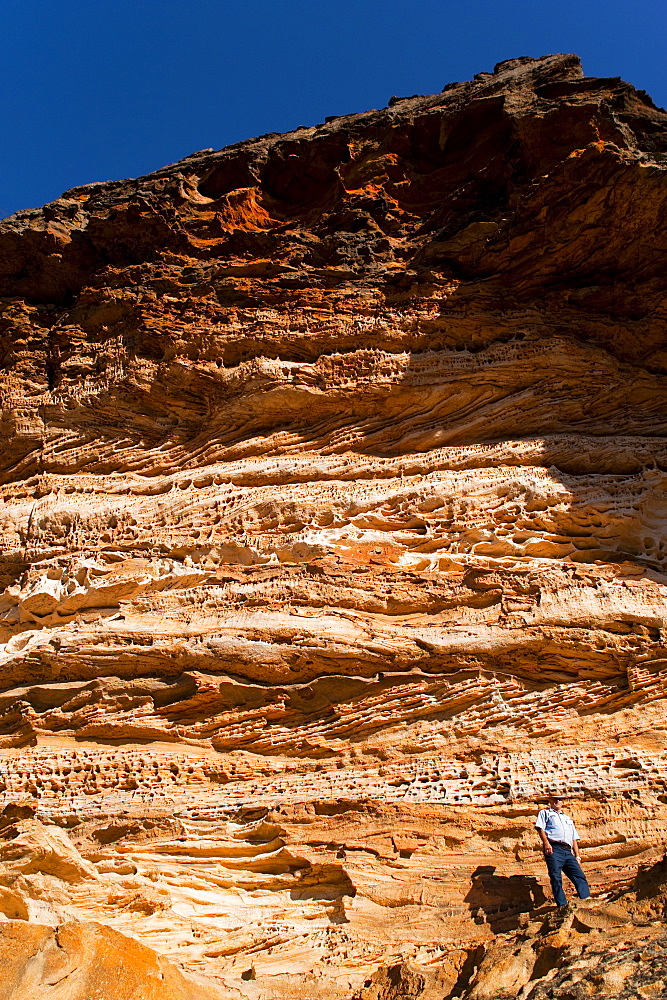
[0,919,226,999]
[1,52,667,997]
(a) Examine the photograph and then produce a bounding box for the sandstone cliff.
[1,53,667,998]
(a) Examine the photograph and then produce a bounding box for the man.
[535,794,591,908]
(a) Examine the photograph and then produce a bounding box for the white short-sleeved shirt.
[535,808,579,846]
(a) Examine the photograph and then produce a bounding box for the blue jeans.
[545,841,590,907]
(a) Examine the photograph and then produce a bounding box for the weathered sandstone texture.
[1,52,667,997]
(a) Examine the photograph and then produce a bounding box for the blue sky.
[2,0,665,219]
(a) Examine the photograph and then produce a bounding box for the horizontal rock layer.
[1,52,667,997]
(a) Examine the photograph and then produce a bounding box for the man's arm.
[536,826,553,855]
[572,838,582,861]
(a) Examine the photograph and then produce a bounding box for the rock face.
[0,920,226,999]
[1,52,667,997]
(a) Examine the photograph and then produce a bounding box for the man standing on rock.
[535,794,591,908]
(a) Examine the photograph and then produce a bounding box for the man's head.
[548,794,564,811]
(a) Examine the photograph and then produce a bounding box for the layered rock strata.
[1,52,667,997]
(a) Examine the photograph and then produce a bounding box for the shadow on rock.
[464,865,547,931]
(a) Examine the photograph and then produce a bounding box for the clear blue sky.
[2,0,665,219]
